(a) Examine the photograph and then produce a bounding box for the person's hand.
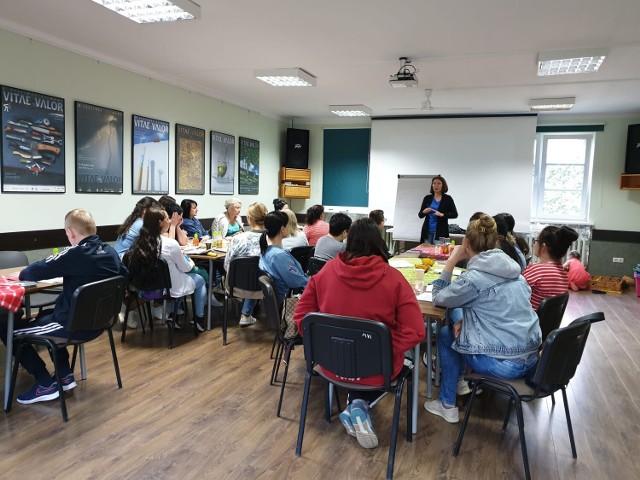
[448,245,468,263]
[423,207,432,214]
[435,211,444,217]
[453,320,462,339]
[170,212,183,226]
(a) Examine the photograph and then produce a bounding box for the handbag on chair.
[281,294,301,339]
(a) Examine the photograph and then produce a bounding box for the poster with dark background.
[131,114,169,195]
[175,124,205,195]
[210,131,235,194]
[238,137,259,195]
[75,101,123,193]
[1,85,65,192]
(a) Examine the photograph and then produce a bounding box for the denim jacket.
[432,249,541,358]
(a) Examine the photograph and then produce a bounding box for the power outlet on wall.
[612,257,624,263]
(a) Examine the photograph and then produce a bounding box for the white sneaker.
[424,399,459,424]
[126,314,138,329]
[212,284,225,295]
[152,305,165,319]
[118,312,125,324]
[457,380,482,396]
[239,314,257,327]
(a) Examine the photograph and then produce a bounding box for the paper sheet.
[389,259,414,269]
[417,292,433,302]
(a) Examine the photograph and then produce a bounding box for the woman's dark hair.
[273,198,287,211]
[537,226,579,261]
[496,212,529,256]
[305,204,325,226]
[469,211,486,222]
[180,199,197,219]
[158,195,176,209]
[493,215,524,268]
[117,196,159,237]
[430,175,449,194]
[122,207,164,286]
[369,209,385,226]
[344,218,389,262]
[260,211,289,254]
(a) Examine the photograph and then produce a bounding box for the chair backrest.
[307,256,327,276]
[68,276,127,334]
[529,318,592,390]
[290,246,315,273]
[0,251,29,269]
[127,257,171,299]
[228,256,263,297]
[259,275,282,331]
[301,312,394,390]
[536,293,570,343]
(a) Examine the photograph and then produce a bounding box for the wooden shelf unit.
[279,167,311,199]
[620,174,640,190]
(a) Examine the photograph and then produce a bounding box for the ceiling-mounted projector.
[389,57,418,87]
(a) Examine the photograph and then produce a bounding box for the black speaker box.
[625,124,640,174]
[285,128,309,169]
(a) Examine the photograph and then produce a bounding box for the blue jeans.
[242,299,257,316]
[426,232,436,245]
[186,272,206,317]
[437,324,538,405]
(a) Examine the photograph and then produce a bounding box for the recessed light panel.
[329,105,372,117]
[537,49,607,76]
[254,68,316,87]
[90,0,201,23]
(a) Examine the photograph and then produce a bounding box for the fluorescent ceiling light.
[529,97,576,112]
[329,105,372,117]
[90,0,200,24]
[537,49,607,76]
[254,68,316,87]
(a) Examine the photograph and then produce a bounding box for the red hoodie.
[294,252,425,386]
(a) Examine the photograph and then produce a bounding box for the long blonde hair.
[465,214,498,254]
[246,202,268,229]
[283,210,300,237]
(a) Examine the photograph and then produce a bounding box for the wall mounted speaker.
[625,124,640,174]
[285,128,309,169]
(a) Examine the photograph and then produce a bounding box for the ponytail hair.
[259,211,289,254]
[493,214,523,268]
[537,226,579,261]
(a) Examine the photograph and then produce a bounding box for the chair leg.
[551,392,556,405]
[513,398,531,480]
[108,328,123,388]
[49,347,68,422]
[6,342,24,413]
[70,344,79,372]
[406,371,413,443]
[387,378,406,480]
[503,399,514,430]
[223,294,229,346]
[270,339,283,385]
[453,384,480,456]
[121,302,132,343]
[295,371,312,457]
[277,342,293,417]
[270,330,278,359]
[561,387,577,458]
[79,344,87,380]
[323,381,331,422]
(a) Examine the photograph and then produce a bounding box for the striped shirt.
[303,220,329,246]
[523,262,568,311]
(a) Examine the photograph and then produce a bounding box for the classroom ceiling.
[1,0,640,123]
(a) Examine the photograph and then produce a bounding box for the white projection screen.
[369,115,537,241]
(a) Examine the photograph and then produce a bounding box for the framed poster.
[210,131,235,194]
[131,114,169,195]
[238,137,259,195]
[175,124,205,195]
[1,85,65,192]
[74,101,124,193]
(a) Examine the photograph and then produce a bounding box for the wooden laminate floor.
[1,291,640,479]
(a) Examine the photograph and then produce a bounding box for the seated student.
[369,209,391,256]
[523,226,578,310]
[294,218,425,449]
[258,211,309,304]
[302,204,329,246]
[314,213,352,261]
[211,197,244,238]
[493,214,526,271]
[425,214,540,424]
[273,198,289,211]
[0,209,128,404]
[115,196,159,257]
[563,250,591,291]
[497,212,530,260]
[281,209,309,251]
[180,199,209,239]
[223,202,268,326]
[124,207,207,332]
[158,195,188,246]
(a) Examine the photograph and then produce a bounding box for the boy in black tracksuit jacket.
[0,209,127,405]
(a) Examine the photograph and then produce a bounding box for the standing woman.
[180,199,209,238]
[211,197,245,238]
[418,175,458,244]
[115,196,160,257]
[523,226,578,310]
[259,211,309,304]
[303,204,329,246]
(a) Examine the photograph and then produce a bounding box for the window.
[532,132,595,222]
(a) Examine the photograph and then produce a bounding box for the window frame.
[532,131,595,222]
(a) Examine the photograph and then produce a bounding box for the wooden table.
[188,250,226,331]
[0,267,63,410]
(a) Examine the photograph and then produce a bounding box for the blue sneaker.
[59,373,77,392]
[17,381,60,405]
[350,400,378,448]
[339,404,356,437]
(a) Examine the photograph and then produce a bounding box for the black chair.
[454,312,605,480]
[537,293,570,344]
[296,313,413,480]
[0,251,61,317]
[290,246,315,274]
[7,276,127,422]
[223,256,263,346]
[123,257,196,349]
[259,275,303,417]
[307,257,327,276]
